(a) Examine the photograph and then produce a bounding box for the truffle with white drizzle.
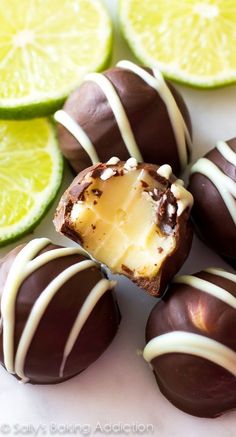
[55,60,192,176]
[54,161,193,297]
[144,268,236,418]
[188,138,236,266]
[0,238,120,384]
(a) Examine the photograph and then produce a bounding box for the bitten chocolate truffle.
[54,60,192,176]
[188,139,236,266]
[0,238,120,384]
[54,159,193,297]
[144,268,236,418]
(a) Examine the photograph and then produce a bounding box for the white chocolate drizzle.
[106,157,120,165]
[170,180,193,216]
[1,238,113,382]
[59,278,116,377]
[117,60,191,170]
[54,110,99,164]
[203,268,236,283]
[216,141,236,166]
[85,72,143,162]
[173,274,236,309]
[143,331,236,376]
[191,156,236,225]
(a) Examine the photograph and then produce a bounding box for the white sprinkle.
[124,157,138,171]
[106,156,120,165]
[167,204,176,216]
[100,168,116,181]
[157,164,172,179]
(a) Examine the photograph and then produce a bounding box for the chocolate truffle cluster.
[0,239,120,384]
[0,58,235,422]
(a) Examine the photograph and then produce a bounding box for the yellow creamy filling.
[70,169,176,278]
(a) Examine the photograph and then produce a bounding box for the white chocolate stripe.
[203,268,236,283]
[143,332,236,376]
[1,238,50,373]
[173,275,236,309]
[1,238,92,375]
[117,60,191,170]
[217,141,236,166]
[54,110,99,164]
[191,157,236,225]
[59,278,115,377]
[85,72,143,162]
[14,259,96,382]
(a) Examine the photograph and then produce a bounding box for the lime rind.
[0,120,63,246]
[119,0,236,89]
[0,0,113,118]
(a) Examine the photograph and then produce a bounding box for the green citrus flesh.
[0,118,63,246]
[0,0,112,118]
[120,0,236,88]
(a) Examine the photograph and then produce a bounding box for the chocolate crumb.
[121,264,133,275]
[158,247,164,253]
[141,180,149,188]
[92,189,103,197]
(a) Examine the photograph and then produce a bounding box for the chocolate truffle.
[54,60,192,176]
[54,159,193,297]
[144,268,236,418]
[0,238,120,384]
[188,139,236,266]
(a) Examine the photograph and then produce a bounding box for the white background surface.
[0,1,236,436]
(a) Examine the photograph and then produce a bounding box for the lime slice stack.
[0,0,112,246]
[120,0,236,88]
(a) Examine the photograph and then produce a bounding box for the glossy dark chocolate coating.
[0,243,120,384]
[54,161,193,297]
[188,138,236,265]
[146,270,236,418]
[57,66,192,175]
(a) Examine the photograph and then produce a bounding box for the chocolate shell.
[55,60,192,176]
[54,159,193,297]
[0,239,120,384]
[188,138,236,266]
[144,268,236,418]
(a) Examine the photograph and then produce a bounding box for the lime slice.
[0,0,112,118]
[119,0,236,88]
[0,119,63,246]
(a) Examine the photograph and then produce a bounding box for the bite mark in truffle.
[54,161,193,296]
